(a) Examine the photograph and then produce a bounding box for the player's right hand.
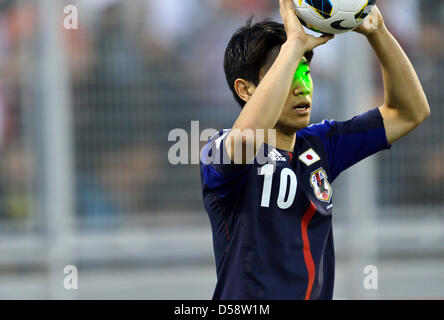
[279,0,334,51]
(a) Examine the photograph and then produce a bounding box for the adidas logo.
[269,149,286,162]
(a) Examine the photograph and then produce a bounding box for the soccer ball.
[292,0,376,34]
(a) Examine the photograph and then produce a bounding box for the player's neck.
[266,129,296,152]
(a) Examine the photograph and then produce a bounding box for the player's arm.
[355,6,430,144]
[226,0,333,164]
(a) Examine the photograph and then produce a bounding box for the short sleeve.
[300,108,391,181]
[200,130,251,198]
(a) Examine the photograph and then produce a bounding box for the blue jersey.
[200,108,390,300]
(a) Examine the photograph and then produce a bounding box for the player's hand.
[354,6,386,37]
[279,0,334,51]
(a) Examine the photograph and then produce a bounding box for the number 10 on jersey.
[259,164,298,210]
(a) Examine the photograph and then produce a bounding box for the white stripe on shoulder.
[308,119,334,128]
[214,130,230,149]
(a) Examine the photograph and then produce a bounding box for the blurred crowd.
[0,0,442,226]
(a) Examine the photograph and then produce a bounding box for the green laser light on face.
[292,59,313,96]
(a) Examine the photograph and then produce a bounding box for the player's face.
[259,56,314,133]
[276,58,313,132]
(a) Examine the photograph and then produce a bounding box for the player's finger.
[279,0,303,34]
[279,0,296,21]
[309,34,335,49]
[279,0,289,13]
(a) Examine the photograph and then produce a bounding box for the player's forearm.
[232,40,305,132]
[368,27,430,123]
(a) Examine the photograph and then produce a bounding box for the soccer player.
[200,0,430,300]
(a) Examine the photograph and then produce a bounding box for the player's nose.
[293,84,311,96]
[292,77,312,96]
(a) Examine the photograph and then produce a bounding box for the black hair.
[224,17,313,107]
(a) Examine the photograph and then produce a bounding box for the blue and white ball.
[292,0,376,34]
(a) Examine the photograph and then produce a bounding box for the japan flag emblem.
[299,148,320,166]
[310,168,332,203]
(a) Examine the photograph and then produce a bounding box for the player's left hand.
[354,6,385,37]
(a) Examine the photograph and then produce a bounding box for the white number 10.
[259,164,297,209]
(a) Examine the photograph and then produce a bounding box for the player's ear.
[234,78,256,104]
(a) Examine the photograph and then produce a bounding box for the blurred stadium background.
[0,0,442,299]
